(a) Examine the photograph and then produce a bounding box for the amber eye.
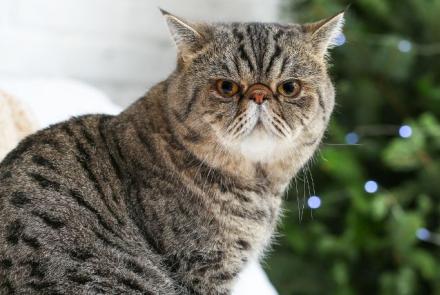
[277,79,301,98]
[216,80,240,97]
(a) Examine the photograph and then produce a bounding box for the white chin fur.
[237,128,291,163]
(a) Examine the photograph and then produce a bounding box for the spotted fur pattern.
[0,10,344,295]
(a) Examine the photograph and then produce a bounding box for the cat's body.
[0,11,344,295]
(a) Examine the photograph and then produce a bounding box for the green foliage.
[266,1,440,294]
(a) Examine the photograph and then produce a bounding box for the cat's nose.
[245,84,272,105]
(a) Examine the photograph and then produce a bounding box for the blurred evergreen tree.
[265,1,440,294]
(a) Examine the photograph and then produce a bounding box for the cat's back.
[0,115,177,294]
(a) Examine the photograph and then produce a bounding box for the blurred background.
[1,0,440,294]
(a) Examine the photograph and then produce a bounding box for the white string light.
[334,32,346,47]
[416,228,440,246]
[307,196,322,209]
[398,39,412,53]
[345,132,359,144]
[399,125,412,138]
[364,180,379,194]
[416,228,430,241]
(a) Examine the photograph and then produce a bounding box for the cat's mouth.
[250,106,293,139]
[224,102,293,142]
[255,118,264,129]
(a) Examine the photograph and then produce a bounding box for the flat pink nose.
[245,84,272,105]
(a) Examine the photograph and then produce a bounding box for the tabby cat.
[0,9,345,295]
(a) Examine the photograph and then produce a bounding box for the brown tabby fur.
[0,10,345,295]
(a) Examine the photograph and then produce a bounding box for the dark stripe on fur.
[317,89,326,114]
[221,63,232,75]
[32,210,65,229]
[246,26,259,72]
[273,29,283,41]
[64,125,124,225]
[1,258,13,269]
[0,280,15,293]
[125,259,146,275]
[129,178,166,255]
[26,281,56,291]
[133,124,158,161]
[183,128,203,143]
[212,271,236,281]
[68,189,118,236]
[238,44,255,73]
[233,55,242,76]
[181,87,200,120]
[98,116,125,182]
[96,117,123,205]
[10,192,31,208]
[22,234,41,249]
[1,136,36,166]
[304,137,319,146]
[229,206,267,222]
[67,272,92,284]
[77,120,97,147]
[279,56,289,77]
[32,155,56,171]
[29,173,61,192]
[25,260,46,278]
[233,191,251,203]
[91,228,133,256]
[232,27,244,42]
[40,138,63,151]
[237,239,251,250]
[6,219,24,244]
[265,45,281,75]
[69,248,94,261]
[0,171,12,180]
[117,276,146,293]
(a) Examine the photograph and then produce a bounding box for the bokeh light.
[334,33,346,46]
[399,125,412,138]
[398,39,412,52]
[364,180,378,194]
[345,132,359,144]
[307,196,322,209]
[416,228,431,241]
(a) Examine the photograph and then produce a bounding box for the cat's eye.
[277,79,301,98]
[216,80,240,97]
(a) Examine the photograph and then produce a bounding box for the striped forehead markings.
[231,24,286,78]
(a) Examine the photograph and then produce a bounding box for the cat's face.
[164,10,344,163]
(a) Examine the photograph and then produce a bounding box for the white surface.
[0,78,278,295]
[0,78,121,127]
[233,260,278,295]
[0,0,279,107]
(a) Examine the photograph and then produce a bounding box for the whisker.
[264,116,288,138]
[324,143,362,146]
[226,113,245,134]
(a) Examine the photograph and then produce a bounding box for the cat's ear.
[303,11,345,56]
[160,9,206,62]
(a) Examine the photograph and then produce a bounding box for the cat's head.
[162,9,344,164]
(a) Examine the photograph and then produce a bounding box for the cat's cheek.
[208,91,238,105]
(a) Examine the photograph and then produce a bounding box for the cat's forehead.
[213,22,303,41]
[200,22,320,80]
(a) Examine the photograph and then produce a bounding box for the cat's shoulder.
[0,114,113,169]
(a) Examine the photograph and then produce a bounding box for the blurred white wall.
[0,0,280,107]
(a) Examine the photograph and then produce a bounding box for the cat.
[0,9,345,295]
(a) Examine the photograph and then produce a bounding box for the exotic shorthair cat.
[0,9,345,295]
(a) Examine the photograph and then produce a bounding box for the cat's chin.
[233,127,293,163]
